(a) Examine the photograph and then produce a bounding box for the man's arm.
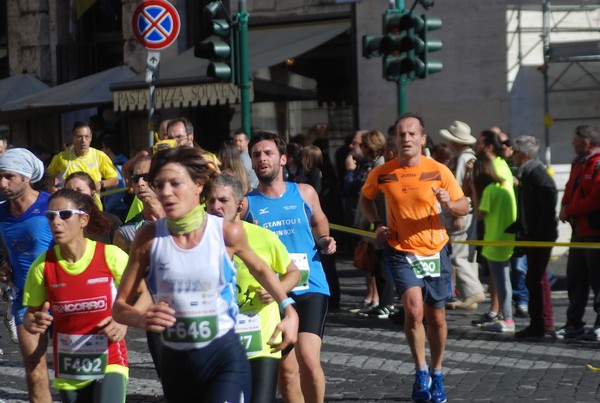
[435,191,470,217]
[224,221,298,351]
[255,261,301,304]
[298,183,336,254]
[359,192,390,243]
[97,151,120,191]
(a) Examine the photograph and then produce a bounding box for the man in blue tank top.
[0,148,54,403]
[242,131,336,403]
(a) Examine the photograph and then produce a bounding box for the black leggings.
[146,330,164,379]
[249,357,279,403]
[161,330,251,403]
[59,372,127,403]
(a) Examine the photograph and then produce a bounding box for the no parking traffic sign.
[133,0,180,50]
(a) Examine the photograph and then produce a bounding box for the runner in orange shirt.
[360,113,469,403]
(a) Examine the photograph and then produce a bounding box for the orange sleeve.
[361,165,381,201]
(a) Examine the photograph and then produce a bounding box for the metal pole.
[542,0,551,167]
[398,78,407,115]
[145,50,161,148]
[238,0,251,138]
[396,0,406,115]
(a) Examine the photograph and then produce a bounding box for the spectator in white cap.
[439,121,486,310]
[0,148,54,402]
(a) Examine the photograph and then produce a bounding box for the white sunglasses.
[45,209,87,221]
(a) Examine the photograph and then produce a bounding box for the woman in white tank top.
[111,147,298,403]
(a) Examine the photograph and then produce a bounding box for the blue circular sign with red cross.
[132,0,180,50]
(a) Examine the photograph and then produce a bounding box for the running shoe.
[411,370,431,403]
[3,312,17,344]
[430,373,447,403]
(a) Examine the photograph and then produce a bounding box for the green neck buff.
[167,204,206,235]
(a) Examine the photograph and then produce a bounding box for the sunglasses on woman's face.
[45,209,86,221]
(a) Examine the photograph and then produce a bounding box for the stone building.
[0,0,599,164]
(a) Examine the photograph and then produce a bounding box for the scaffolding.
[507,2,600,165]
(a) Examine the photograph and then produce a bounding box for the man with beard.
[556,125,600,340]
[242,131,336,403]
[0,148,54,402]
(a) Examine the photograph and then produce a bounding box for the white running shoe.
[4,312,18,344]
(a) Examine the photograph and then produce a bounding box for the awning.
[0,73,50,109]
[111,19,350,111]
[0,66,136,122]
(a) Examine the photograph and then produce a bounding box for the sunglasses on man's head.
[131,173,149,184]
[45,209,86,221]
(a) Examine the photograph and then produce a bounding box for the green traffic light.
[211,19,230,37]
[208,62,232,81]
[204,1,222,19]
[383,12,404,33]
[363,35,383,59]
[423,15,442,31]
[381,34,404,54]
[415,15,443,78]
[363,8,443,81]
[426,60,443,74]
[383,54,403,81]
[195,40,231,59]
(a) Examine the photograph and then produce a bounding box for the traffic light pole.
[238,0,251,138]
[395,0,406,116]
[363,0,441,117]
[398,77,407,115]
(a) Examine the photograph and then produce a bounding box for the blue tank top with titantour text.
[246,182,330,297]
[147,214,238,350]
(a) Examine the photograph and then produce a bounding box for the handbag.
[353,240,376,272]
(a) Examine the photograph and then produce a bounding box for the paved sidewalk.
[2,250,600,402]
[322,250,600,402]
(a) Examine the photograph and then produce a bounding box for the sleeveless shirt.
[147,214,238,350]
[246,182,329,297]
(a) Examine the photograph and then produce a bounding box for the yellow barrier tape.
[453,240,600,249]
[587,363,600,371]
[330,223,376,239]
[329,223,600,249]
[98,187,129,197]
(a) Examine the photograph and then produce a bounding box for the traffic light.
[380,10,410,81]
[361,8,443,82]
[362,35,383,59]
[414,15,443,78]
[194,2,236,82]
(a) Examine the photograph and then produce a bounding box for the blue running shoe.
[411,370,431,403]
[430,373,447,403]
